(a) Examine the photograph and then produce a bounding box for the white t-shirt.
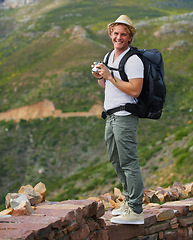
[103,47,144,116]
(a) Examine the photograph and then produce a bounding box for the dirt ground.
[0,99,104,122]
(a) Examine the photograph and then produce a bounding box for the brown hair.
[108,23,135,44]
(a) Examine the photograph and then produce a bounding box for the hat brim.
[108,21,136,36]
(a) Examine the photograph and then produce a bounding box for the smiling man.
[92,15,144,225]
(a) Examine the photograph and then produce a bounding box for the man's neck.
[113,47,129,61]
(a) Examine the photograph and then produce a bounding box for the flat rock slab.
[0,199,98,240]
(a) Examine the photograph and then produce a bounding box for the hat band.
[115,20,132,26]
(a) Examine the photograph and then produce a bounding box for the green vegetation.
[0,0,193,209]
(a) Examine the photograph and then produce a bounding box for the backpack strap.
[101,103,140,119]
[104,49,114,66]
[119,46,140,81]
[104,49,118,81]
[104,47,140,82]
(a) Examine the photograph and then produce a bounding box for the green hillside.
[0,0,193,210]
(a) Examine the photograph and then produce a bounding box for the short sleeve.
[125,55,144,80]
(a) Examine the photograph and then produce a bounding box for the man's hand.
[96,62,111,80]
[91,62,103,79]
[91,62,106,89]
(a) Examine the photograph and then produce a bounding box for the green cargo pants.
[105,114,144,214]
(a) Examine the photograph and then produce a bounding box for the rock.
[18,184,42,204]
[34,182,46,202]
[87,197,101,202]
[155,193,165,204]
[144,189,161,204]
[12,200,34,216]
[109,200,116,209]
[155,187,167,195]
[5,193,17,208]
[185,182,193,197]
[154,208,175,221]
[170,187,180,201]
[164,190,176,202]
[117,195,125,201]
[5,193,34,217]
[114,188,122,197]
[0,208,14,216]
[103,192,117,202]
[147,203,161,208]
[96,202,105,219]
[104,192,116,200]
[179,190,189,200]
[172,181,185,190]
[143,193,151,204]
[115,199,123,209]
[5,193,29,209]
[31,206,37,211]
[27,196,37,206]
[88,194,118,210]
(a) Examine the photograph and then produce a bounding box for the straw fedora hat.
[108,15,136,36]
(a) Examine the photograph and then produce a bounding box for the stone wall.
[104,198,193,240]
[0,198,193,239]
[0,200,108,240]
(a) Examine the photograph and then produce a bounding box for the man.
[92,15,144,224]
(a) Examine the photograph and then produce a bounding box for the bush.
[174,128,189,141]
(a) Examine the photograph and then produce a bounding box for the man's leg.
[105,115,128,201]
[113,114,144,214]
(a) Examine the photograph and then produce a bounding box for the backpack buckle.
[119,105,126,111]
[101,111,107,120]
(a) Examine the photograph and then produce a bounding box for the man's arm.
[98,78,106,89]
[96,62,143,98]
[108,75,143,98]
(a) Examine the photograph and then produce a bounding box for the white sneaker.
[111,200,129,216]
[111,207,144,224]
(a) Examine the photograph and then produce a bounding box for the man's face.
[110,24,132,52]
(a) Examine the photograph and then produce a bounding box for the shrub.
[174,128,189,141]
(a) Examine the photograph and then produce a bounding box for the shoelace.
[118,200,127,210]
[122,200,127,206]
[124,208,143,216]
[123,208,131,215]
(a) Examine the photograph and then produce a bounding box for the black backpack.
[104,46,166,120]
